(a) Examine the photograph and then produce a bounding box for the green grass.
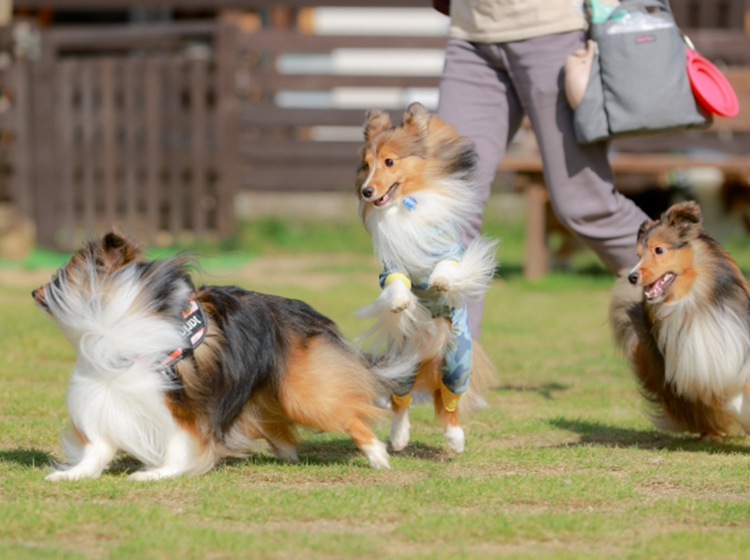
[3,207,750,559]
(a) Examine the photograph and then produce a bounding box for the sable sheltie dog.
[355,102,497,454]
[611,201,750,439]
[33,232,405,480]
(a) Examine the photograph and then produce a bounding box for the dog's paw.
[428,275,451,292]
[390,411,411,452]
[45,469,95,481]
[128,470,164,482]
[444,425,465,454]
[362,440,390,470]
[390,296,412,314]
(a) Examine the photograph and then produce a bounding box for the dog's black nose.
[361,187,374,199]
[31,289,37,299]
[627,272,640,285]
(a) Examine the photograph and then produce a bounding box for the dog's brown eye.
[362,163,369,171]
[384,158,394,167]
[655,247,665,255]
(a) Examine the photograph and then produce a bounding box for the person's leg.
[437,39,524,337]
[502,31,649,272]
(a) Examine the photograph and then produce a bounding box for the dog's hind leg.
[345,415,390,470]
[433,389,465,454]
[390,394,411,451]
[279,337,389,469]
[263,421,299,464]
[129,425,214,481]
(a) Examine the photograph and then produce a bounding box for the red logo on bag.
[635,35,656,43]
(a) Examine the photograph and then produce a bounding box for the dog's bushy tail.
[458,339,497,415]
[610,275,735,437]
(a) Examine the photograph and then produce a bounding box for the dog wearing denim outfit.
[356,103,497,453]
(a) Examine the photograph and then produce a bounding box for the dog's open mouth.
[374,183,399,207]
[646,272,675,301]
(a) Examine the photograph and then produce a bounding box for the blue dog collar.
[403,196,418,210]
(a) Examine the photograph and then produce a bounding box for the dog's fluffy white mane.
[45,259,189,467]
[362,177,479,275]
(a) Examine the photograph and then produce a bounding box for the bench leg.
[524,182,548,279]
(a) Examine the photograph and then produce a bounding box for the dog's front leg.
[383,274,415,313]
[46,437,116,481]
[428,259,459,293]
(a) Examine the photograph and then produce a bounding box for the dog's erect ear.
[636,219,655,243]
[402,102,431,138]
[363,109,391,141]
[662,201,702,229]
[101,230,142,269]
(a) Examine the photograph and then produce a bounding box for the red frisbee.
[685,46,739,118]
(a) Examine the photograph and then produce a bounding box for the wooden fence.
[1,0,750,249]
[4,20,235,249]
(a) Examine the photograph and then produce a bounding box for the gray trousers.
[437,31,649,337]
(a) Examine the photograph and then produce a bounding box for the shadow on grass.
[0,448,54,468]
[549,418,750,455]
[495,382,570,400]
[494,262,613,281]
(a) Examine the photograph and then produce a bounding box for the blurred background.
[0,0,747,277]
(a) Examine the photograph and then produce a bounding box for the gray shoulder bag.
[572,0,711,144]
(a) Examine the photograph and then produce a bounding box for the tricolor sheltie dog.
[355,102,497,454]
[33,232,406,480]
[611,201,750,439]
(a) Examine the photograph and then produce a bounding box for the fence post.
[215,17,238,239]
[29,30,58,248]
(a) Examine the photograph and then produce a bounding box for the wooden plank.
[496,152,750,174]
[144,57,163,244]
[55,59,77,248]
[123,57,141,236]
[16,0,433,8]
[670,0,690,28]
[8,57,33,221]
[215,21,238,238]
[237,162,358,191]
[235,30,447,51]
[100,57,118,229]
[726,0,748,29]
[239,105,397,127]
[697,0,721,28]
[686,29,750,64]
[47,21,218,51]
[168,56,184,238]
[190,57,208,239]
[30,41,59,247]
[80,60,97,237]
[239,140,359,162]
[712,68,750,132]
[613,132,750,155]
[245,74,441,90]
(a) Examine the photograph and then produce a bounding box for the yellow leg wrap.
[384,272,411,290]
[391,393,412,409]
[440,383,462,413]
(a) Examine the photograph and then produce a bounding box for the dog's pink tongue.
[647,282,662,300]
[375,192,390,207]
